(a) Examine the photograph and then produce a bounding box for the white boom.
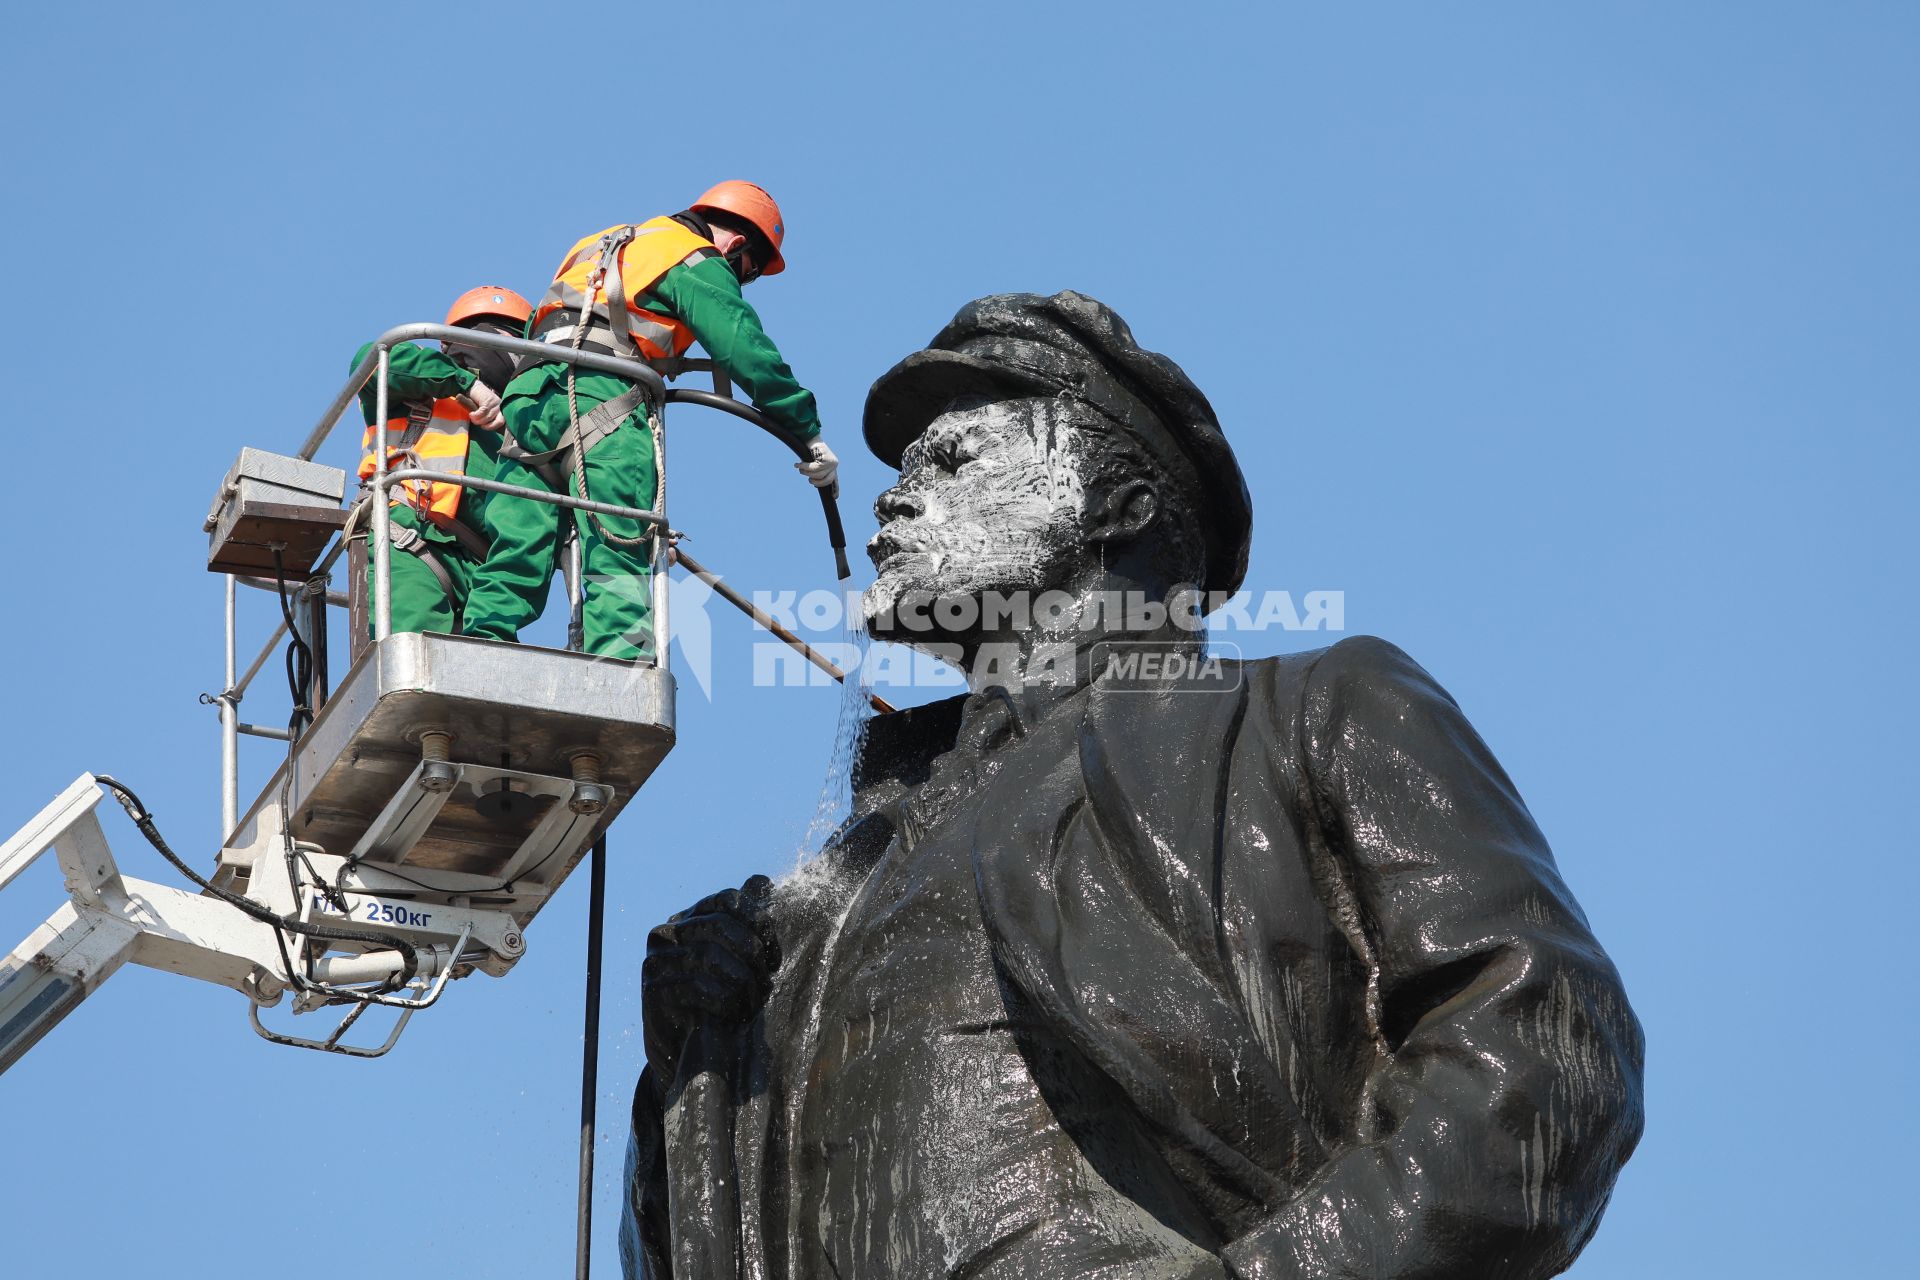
[1,629,675,1069]
[0,775,291,1071]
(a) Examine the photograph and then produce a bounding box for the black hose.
[260,547,412,987]
[93,775,420,986]
[663,388,851,580]
[271,547,317,739]
[575,835,608,1280]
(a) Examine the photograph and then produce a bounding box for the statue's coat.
[624,637,1644,1279]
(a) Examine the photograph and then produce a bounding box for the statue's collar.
[849,634,1228,818]
[849,693,966,814]
[847,670,1099,817]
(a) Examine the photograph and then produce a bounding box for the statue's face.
[863,396,1094,638]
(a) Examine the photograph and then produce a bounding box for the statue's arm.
[619,1067,675,1279]
[620,875,784,1280]
[1223,637,1645,1280]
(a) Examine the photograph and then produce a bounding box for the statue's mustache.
[868,522,934,563]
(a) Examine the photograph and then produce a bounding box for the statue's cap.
[863,290,1252,598]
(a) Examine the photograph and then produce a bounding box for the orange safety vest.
[358,396,471,528]
[528,216,717,363]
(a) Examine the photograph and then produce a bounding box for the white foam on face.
[863,399,1091,628]
[784,400,1100,883]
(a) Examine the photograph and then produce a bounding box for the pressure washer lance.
[671,545,895,714]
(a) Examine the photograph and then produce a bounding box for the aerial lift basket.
[3,321,850,1068]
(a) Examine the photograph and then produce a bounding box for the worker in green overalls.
[463,182,837,660]
[354,286,534,636]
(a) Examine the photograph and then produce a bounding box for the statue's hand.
[642,874,781,1077]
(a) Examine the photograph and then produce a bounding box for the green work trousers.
[462,381,659,660]
[367,506,483,635]
[363,435,496,638]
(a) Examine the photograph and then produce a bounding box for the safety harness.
[500,225,668,553]
[361,398,493,625]
[497,386,647,489]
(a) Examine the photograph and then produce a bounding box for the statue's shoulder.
[1238,634,1425,709]
[1234,636,1459,765]
[1084,639,1442,779]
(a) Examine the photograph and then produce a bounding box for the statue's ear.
[1087,478,1159,547]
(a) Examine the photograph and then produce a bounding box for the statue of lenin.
[624,292,1645,1280]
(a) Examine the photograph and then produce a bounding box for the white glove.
[796,438,840,494]
[461,379,504,431]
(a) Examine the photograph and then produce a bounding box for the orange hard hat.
[690,180,787,277]
[446,285,534,328]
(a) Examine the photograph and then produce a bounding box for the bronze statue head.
[860,292,1252,659]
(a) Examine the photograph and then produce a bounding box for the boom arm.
[0,775,291,1073]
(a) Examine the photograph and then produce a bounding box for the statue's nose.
[875,486,923,523]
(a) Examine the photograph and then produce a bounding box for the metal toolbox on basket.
[205,447,349,577]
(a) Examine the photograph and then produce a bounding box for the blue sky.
[1,3,1914,1276]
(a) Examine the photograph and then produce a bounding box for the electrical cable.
[295,845,347,915]
[271,546,316,740]
[574,835,608,1280]
[92,774,420,982]
[271,544,398,991]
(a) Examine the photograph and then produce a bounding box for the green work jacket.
[507,254,822,441]
[350,340,485,548]
[351,341,476,425]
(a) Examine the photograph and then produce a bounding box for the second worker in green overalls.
[355,286,533,637]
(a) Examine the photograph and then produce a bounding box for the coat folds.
[625,636,1644,1279]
